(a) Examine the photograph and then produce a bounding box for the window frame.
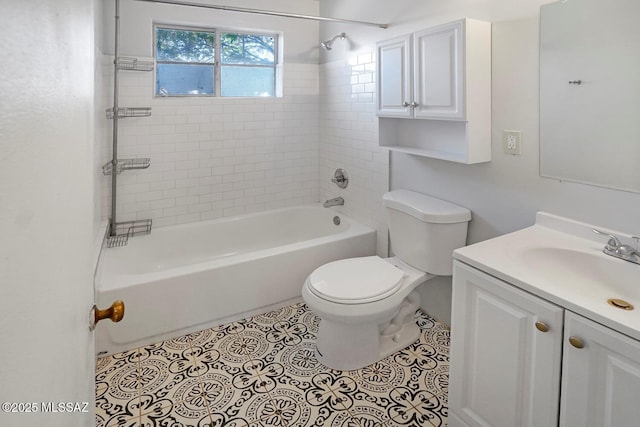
[153,23,279,98]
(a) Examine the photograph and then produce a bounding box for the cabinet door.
[413,21,465,120]
[449,262,563,427]
[560,312,640,427]
[376,34,412,117]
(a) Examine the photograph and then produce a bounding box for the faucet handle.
[592,228,622,250]
[331,168,349,189]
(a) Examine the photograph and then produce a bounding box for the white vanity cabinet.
[560,312,640,427]
[449,261,564,427]
[450,260,640,427]
[376,19,491,163]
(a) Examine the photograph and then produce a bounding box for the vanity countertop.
[453,212,640,341]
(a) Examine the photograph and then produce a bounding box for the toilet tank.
[382,190,471,276]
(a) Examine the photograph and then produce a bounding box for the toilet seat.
[307,256,405,304]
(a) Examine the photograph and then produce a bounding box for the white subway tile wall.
[319,52,389,256]
[101,52,389,256]
[101,58,320,228]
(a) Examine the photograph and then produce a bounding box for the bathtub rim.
[98,205,372,291]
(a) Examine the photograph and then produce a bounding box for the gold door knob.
[569,336,584,349]
[94,301,125,325]
[535,322,549,333]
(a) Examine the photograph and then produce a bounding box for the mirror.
[539,0,640,192]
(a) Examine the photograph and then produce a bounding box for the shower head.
[321,32,346,50]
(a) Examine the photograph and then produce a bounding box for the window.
[155,25,277,97]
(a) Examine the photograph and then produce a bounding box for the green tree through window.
[156,28,215,62]
[221,33,275,64]
[155,26,277,97]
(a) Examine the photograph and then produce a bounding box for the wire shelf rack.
[105,107,152,119]
[116,57,154,71]
[102,158,151,175]
[106,234,128,248]
[106,219,152,248]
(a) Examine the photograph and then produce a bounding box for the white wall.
[95,0,108,242]
[319,0,553,60]
[102,0,321,63]
[100,0,321,227]
[0,1,96,425]
[393,17,640,242]
[319,0,640,323]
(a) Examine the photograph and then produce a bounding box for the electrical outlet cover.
[503,130,522,155]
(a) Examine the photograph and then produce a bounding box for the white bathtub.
[96,205,376,355]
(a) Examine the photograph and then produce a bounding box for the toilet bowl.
[302,190,471,370]
[302,255,433,370]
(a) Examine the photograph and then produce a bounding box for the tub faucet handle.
[331,168,349,189]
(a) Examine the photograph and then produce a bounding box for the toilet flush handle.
[90,300,125,330]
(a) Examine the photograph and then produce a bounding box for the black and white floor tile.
[96,302,450,427]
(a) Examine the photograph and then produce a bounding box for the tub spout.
[323,197,344,208]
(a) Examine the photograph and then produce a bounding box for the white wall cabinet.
[450,261,640,427]
[377,22,465,119]
[413,23,465,119]
[560,312,640,427]
[376,19,491,163]
[377,34,412,118]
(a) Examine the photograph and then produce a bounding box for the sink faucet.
[593,229,640,265]
[323,197,344,208]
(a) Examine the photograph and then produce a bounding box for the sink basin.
[454,212,640,341]
[522,247,640,301]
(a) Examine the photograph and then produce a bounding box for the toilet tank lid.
[383,190,471,223]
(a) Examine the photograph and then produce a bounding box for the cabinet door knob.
[569,336,584,349]
[535,321,549,333]
[411,101,419,107]
[402,102,410,107]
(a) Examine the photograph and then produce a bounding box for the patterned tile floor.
[96,302,450,427]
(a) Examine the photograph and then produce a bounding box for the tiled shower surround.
[101,60,320,228]
[96,303,450,426]
[319,53,389,256]
[99,51,390,255]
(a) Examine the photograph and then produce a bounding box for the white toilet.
[302,189,471,370]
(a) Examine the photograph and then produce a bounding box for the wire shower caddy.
[104,0,154,247]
